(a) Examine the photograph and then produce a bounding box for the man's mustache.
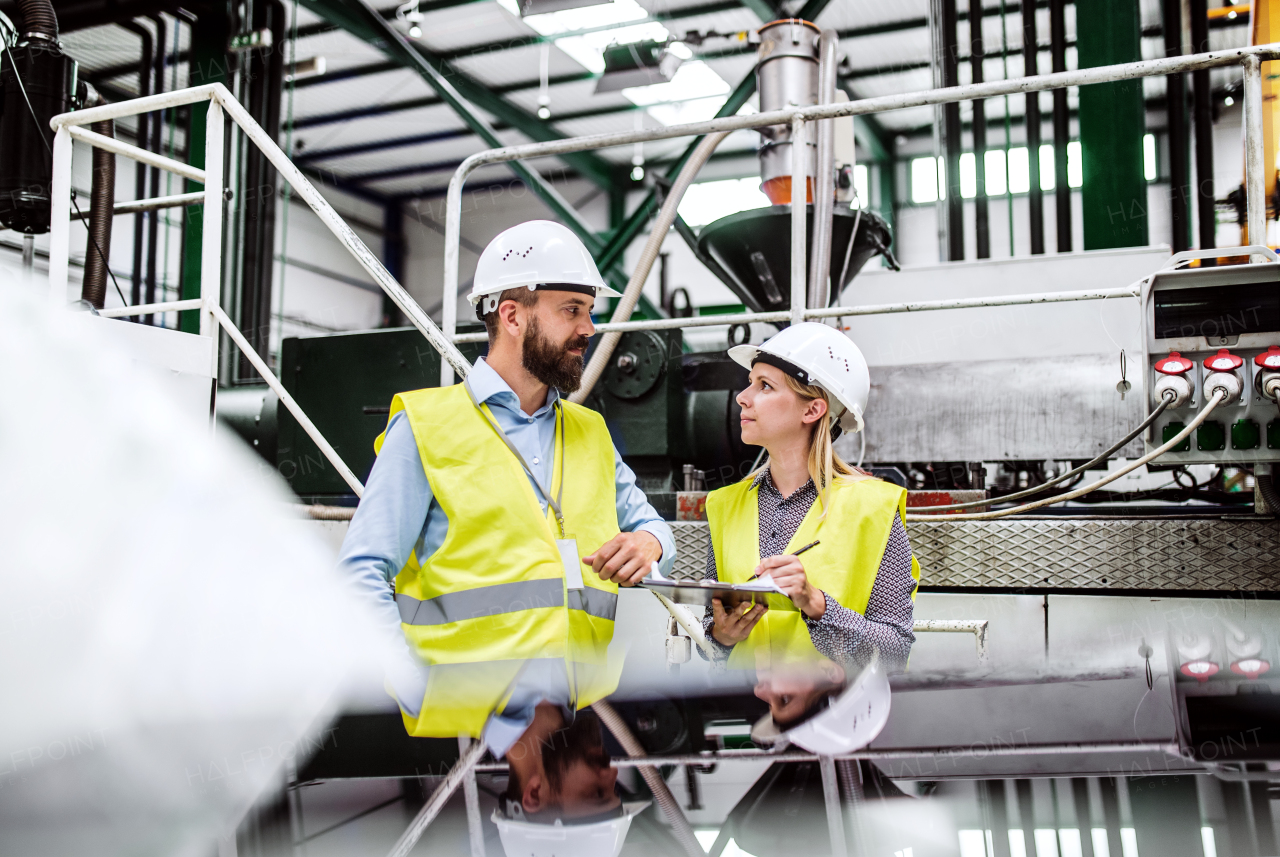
[564,335,590,354]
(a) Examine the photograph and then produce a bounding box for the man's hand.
[754,554,826,619]
[584,531,662,587]
[711,598,764,646]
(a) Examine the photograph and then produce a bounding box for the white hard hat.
[491,802,650,857]
[728,322,871,434]
[750,654,891,756]
[470,220,620,314]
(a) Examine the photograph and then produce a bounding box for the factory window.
[913,143,1088,204]
[1120,827,1140,857]
[1008,147,1032,194]
[1038,144,1056,190]
[985,149,1008,195]
[852,163,870,208]
[1067,141,1083,187]
[1201,826,1217,857]
[911,156,942,203]
[1143,133,1157,181]
[677,177,771,227]
[959,152,978,198]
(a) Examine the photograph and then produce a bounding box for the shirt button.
[771,531,777,538]
[527,417,534,423]
[532,457,540,465]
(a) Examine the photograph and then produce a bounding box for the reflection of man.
[338,220,675,732]
[752,657,846,731]
[501,707,620,820]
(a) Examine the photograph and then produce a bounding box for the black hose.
[17,0,58,41]
[80,84,115,309]
[914,392,1176,513]
[1257,470,1280,516]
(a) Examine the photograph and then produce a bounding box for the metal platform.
[671,516,1280,591]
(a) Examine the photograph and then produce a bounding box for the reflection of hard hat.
[750,654,890,755]
[491,801,650,857]
[470,220,620,314]
[728,322,870,434]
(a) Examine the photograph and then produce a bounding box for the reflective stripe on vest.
[396,581,618,625]
[706,475,919,669]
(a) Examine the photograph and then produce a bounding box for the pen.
[747,540,820,579]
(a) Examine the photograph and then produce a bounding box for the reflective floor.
[248,590,1279,857]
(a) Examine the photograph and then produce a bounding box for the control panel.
[1144,259,1280,464]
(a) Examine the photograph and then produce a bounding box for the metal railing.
[47,82,476,498]
[439,43,1280,383]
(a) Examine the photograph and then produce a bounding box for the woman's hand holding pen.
[754,554,827,620]
[711,598,764,646]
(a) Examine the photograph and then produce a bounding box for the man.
[339,219,675,735]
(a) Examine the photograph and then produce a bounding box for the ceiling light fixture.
[595,39,684,92]
[518,0,610,16]
[396,0,424,39]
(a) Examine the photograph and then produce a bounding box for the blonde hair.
[748,375,873,513]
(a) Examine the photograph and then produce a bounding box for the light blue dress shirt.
[339,356,675,722]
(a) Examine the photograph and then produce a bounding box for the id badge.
[557,537,585,590]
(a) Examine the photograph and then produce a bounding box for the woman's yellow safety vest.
[373,383,623,737]
[706,475,920,670]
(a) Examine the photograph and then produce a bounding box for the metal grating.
[669,518,1280,591]
[670,522,709,581]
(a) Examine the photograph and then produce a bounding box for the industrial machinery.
[1143,251,1280,464]
[230,15,894,508]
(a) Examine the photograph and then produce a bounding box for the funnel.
[696,205,891,313]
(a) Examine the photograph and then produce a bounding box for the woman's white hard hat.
[727,322,871,434]
[470,220,621,313]
[491,801,650,857]
[750,654,891,756]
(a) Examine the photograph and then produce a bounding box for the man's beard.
[521,315,590,393]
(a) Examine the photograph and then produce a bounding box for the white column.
[441,180,463,387]
[790,115,808,326]
[201,98,225,380]
[47,126,73,306]
[1243,54,1266,258]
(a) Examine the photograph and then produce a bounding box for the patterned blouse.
[699,469,917,673]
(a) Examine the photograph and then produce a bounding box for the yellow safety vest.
[373,383,622,736]
[706,475,920,670]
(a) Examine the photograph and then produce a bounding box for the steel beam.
[289,71,595,129]
[297,0,610,249]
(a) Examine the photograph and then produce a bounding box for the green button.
[1163,421,1191,452]
[1269,420,1280,450]
[1197,421,1226,451]
[1232,419,1261,450]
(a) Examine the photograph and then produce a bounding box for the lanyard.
[464,379,567,536]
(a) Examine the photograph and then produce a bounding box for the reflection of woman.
[699,323,919,671]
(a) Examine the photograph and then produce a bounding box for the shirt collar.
[467,357,561,415]
[752,467,816,499]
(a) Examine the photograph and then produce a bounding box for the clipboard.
[639,578,791,610]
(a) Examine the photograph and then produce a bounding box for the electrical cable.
[905,389,1227,522]
[3,40,128,307]
[913,391,1176,513]
[1255,467,1280,514]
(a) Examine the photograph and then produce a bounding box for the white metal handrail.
[439,43,1280,384]
[47,82,474,498]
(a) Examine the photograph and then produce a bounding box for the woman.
[700,323,919,672]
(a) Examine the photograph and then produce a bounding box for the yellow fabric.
[375,383,622,736]
[706,475,919,670]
